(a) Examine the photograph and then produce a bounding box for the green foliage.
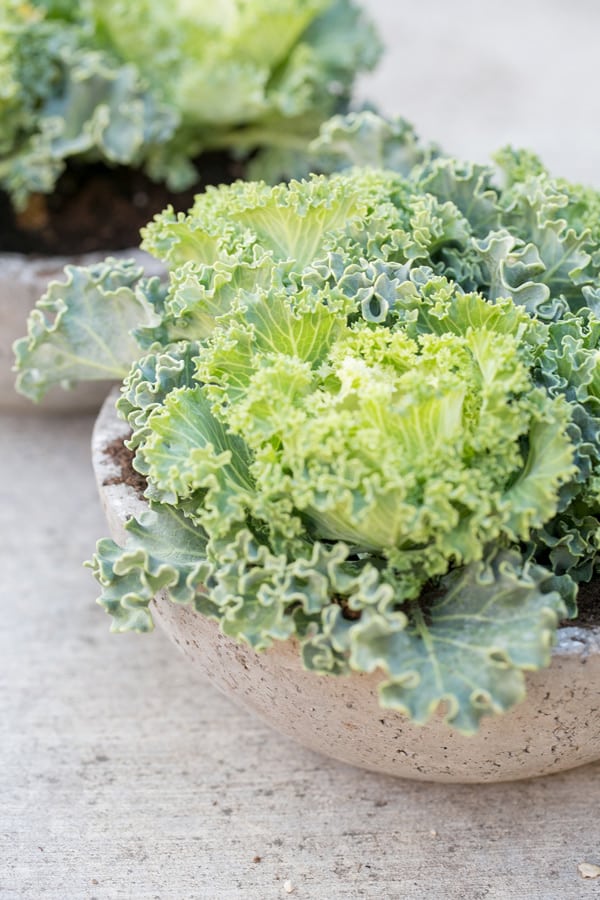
[17,122,600,731]
[13,258,159,401]
[90,505,210,632]
[0,0,379,209]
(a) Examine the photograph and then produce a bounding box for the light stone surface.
[4,0,600,896]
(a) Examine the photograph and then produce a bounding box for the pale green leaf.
[89,504,210,632]
[141,385,254,537]
[13,258,154,402]
[350,552,566,734]
[306,109,435,175]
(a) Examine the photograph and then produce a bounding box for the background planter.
[1,248,162,413]
[93,391,600,783]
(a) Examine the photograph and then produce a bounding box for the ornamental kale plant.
[0,0,378,210]
[14,116,600,733]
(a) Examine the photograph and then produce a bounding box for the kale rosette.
[15,115,600,731]
[0,0,379,208]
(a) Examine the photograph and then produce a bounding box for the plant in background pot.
[1,0,379,410]
[15,117,600,781]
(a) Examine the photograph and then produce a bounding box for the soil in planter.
[103,437,600,630]
[103,435,147,500]
[566,581,600,629]
[1,153,245,256]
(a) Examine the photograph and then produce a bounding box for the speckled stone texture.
[93,391,600,783]
[0,249,161,413]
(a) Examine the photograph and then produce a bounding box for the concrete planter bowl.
[92,391,600,783]
[0,248,159,413]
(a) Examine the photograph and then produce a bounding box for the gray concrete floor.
[358,0,600,186]
[3,2,600,898]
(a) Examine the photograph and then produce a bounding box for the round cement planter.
[1,248,161,413]
[92,391,600,783]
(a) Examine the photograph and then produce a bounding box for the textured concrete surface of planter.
[0,248,162,413]
[93,391,600,783]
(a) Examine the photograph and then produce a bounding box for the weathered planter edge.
[91,389,600,783]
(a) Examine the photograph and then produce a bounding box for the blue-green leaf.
[14,258,155,402]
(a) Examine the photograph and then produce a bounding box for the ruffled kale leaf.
[415,157,501,238]
[1,0,380,206]
[412,155,600,320]
[142,170,396,270]
[530,311,600,581]
[90,504,210,632]
[118,341,203,452]
[139,385,255,534]
[350,552,566,734]
[13,158,599,730]
[91,509,566,733]
[311,110,434,174]
[137,258,284,346]
[13,258,160,402]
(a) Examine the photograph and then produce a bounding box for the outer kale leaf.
[530,311,600,580]
[117,341,203,452]
[415,157,501,237]
[311,110,435,174]
[90,504,210,632]
[349,551,566,734]
[1,0,380,207]
[139,385,255,535]
[13,258,158,402]
[411,153,600,320]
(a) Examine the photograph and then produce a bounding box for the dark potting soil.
[103,437,600,631]
[1,153,245,256]
[102,435,147,500]
[567,580,600,629]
